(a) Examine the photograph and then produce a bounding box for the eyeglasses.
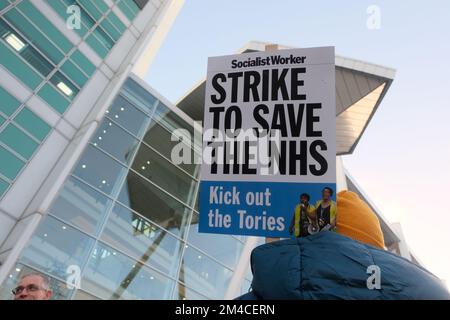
[12,284,46,295]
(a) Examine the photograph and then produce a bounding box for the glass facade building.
[0,76,253,300]
[0,0,185,294]
[0,0,156,198]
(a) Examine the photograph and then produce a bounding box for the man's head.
[300,193,310,204]
[13,273,53,300]
[322,187,333,200]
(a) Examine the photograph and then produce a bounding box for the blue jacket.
[237,232,449,300]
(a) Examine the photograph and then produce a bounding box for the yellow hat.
[336,190,385,249]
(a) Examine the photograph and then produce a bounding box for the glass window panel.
[106,12,126,33]
[0,124,38,159]
[44,0,66,16]
[118,171,191,237]
[49,71,79,100]
[100,18,121,42]
[61,0,95,28]
[0,114,5,127]
[173,283,209,300]
[61,0,113,53]
[73,289,100,300]
[179,245,233,299]
[70,50,95,76]
[101,202,183,277]
[92,27,114,50]
[131,143,197,205]
[86,33,108,58]
[91,0,109,13]
[131,0,149,10]
[187,213,244,270]
[37,83,71,114]
[49,176,112,235]
[0,2,10,11]
[125,0,141,14]
[78,0,103,20]
[143,110,199,176]
[17,44,53,77]
[122,78,158,114]
[20,216,95,280]
[73,145,127,196]
[0,145,24,179]
[16,1,72,53]
[153,103,201,149]
[106,94,150,137]
[91,120,139,165]
[143,121,198,176]
[0,177,9,197]
[82,242,174,300]
[13,107,51,141]
[60,60,88,88]
[4,9,64,64]
[0,264,73,300]
[0,86,21,117]
[48,0,90,36]
[0,39,43,90]
[117,1,136,21]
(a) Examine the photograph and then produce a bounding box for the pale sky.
[144,0,450,288]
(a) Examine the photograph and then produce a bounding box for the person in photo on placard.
[289,193,317,237]
[312,187,337,232]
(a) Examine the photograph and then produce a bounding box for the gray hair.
[20,272,51,290]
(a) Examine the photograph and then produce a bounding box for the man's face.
[322,189,331,200]
[300,196,308,204]
[13,275,52,300]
